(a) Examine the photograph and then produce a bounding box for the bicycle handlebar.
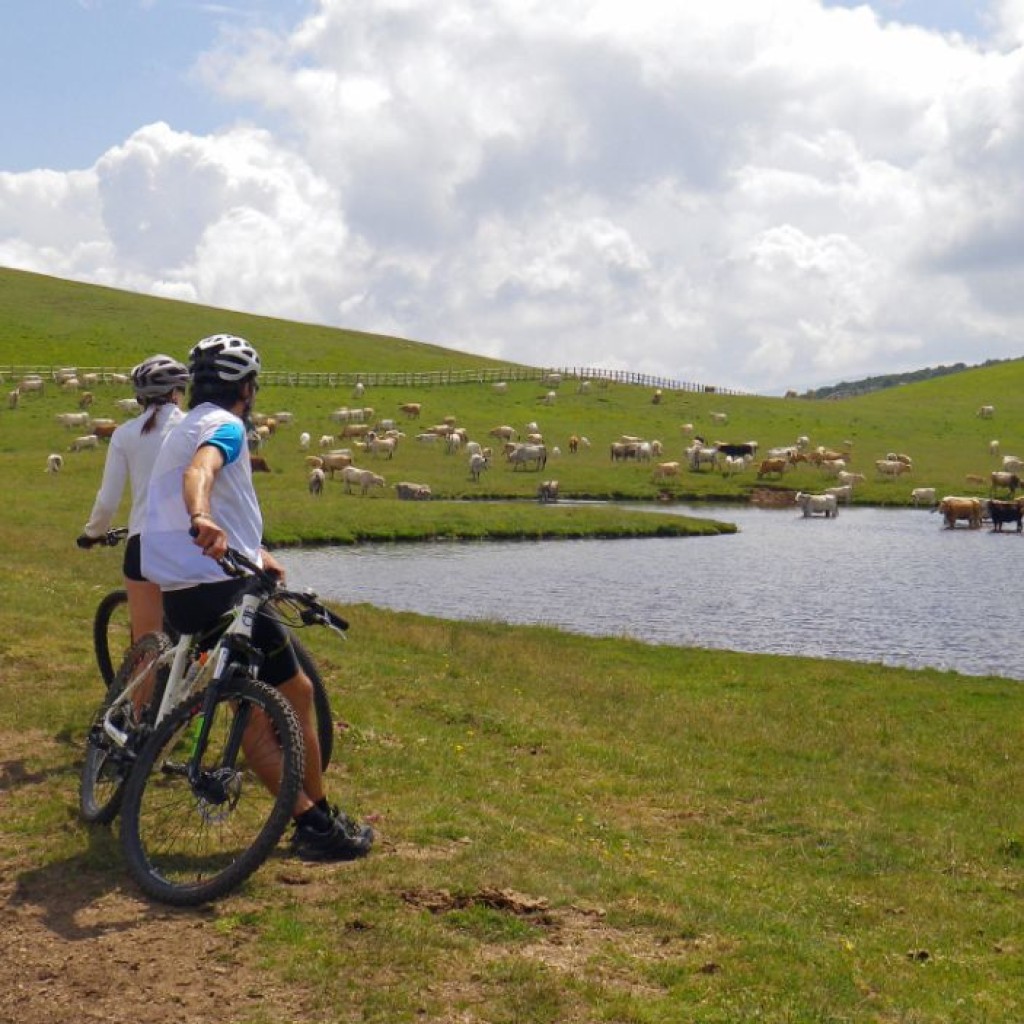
[77,527,130,549]
[215,543,349,634]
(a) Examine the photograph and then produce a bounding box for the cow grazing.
[990,471,1021,496]
[341,466,386,495]
[756,457,787,479]
[875,459,910,478]
[468,452,489,481]
[910,487,936,507]
[653,461,681,480]
[507,443,547,470]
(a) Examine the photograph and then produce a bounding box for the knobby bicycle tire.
[93,589,134,690]
[95,588,335,770]
[293,636,334,770]
[119,674,304,906]
[80,632,173,825]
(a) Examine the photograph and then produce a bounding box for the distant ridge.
[806,356,1023,399]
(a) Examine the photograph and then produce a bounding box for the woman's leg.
[125,578,165,642]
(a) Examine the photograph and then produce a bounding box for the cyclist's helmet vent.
[130,354,190,398]
[188,334,262,384]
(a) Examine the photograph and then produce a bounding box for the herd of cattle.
[12,368,1024,529]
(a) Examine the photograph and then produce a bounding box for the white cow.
[875,459,910,478]
[55,411,91,430]
[341,466,385,495]
[469,453,489,481]
[910,487,936,507]
[507,444,547,470]
[367,436,396,459]
[824,484,853,504]
[537,480,560,503]
[795,491,839,518]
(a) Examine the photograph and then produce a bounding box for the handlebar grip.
[326,609,349,631]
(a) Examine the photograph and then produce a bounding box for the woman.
[78,354,190,643]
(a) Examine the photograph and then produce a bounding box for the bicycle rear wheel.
[119,675,304,906]
[93,590,132,689]
[80,632,173,825]
[292,635,334,771]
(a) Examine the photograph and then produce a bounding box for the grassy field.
[2,268,1024,1023]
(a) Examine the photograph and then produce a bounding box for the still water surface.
[279,504,1024,681]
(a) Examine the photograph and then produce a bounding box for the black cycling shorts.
[123,533,147,582]
[162,577,300,687]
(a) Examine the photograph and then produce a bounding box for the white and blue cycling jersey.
[141,403,263,590]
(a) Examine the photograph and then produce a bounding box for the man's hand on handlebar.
[189,515,228,562]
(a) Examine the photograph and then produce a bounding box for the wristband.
[189,511,211,522]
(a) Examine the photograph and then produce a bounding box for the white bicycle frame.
[99,591,263,750]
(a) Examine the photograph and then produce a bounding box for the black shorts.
[162,578,300,687]
[123,533,146,582]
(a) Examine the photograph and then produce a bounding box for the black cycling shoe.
[291,810,374,862]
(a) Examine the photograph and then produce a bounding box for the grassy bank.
[2,270,1024,1021]
[5,589,1024,1022]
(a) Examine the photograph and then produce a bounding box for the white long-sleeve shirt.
[82,403,184,538]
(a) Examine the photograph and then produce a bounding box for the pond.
[278,503,1024,681]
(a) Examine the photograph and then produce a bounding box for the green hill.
[3,265,1024,518]
[0,266,508,374]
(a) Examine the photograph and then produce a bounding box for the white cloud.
[3,0,1024,392]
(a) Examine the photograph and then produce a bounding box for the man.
[142,333,373,862]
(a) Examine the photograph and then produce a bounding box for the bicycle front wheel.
[80,632,172,825]
[119,675,304,906]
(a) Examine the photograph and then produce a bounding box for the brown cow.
[937,496,982,529]
[757,458,787,479]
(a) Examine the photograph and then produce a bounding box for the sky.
[1,0,1022,395]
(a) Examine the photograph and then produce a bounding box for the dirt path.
[0,733,326,1024]
[0,849,327,1024]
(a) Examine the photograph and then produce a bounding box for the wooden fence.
[0,363,748,396]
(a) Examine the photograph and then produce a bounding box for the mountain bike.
[83,545,351,905]
[81,528,334,769]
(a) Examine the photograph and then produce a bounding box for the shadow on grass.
[4,822,173,941]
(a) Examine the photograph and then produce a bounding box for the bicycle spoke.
[120,678,303,905]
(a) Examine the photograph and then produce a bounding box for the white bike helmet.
[188,334,262,384]
[131,354,190,399]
